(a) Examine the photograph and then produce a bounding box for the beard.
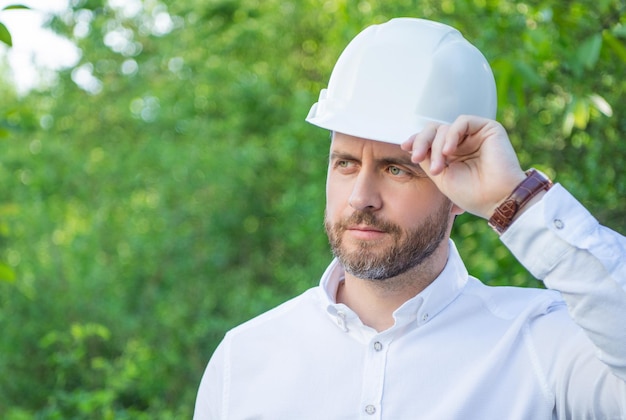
[324,202,452,281]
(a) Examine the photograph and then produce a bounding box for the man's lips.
[347,224,384,232]
[345,225,386,240]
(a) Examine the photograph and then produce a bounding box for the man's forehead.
[330,132,415,164]
[331,131,401,149]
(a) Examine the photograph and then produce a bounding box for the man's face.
[324,132,455,280]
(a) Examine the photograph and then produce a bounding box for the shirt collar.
[318,239,469,333]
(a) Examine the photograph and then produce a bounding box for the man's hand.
[401,115,527,219]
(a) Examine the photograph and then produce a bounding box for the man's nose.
[348,171,382,211]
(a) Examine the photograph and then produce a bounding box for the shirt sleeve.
[193,337,229,420]
[500,182,626,379]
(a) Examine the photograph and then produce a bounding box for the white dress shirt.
[194,184,626,419]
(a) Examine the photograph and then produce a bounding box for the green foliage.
[0,21,11,47]
[0,0,625,417]
[0,4,31,47]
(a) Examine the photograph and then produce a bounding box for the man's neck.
[336,244,448,332]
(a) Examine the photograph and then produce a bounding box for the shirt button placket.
[360,338,387,419]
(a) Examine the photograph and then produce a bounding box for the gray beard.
[324,203,451,280]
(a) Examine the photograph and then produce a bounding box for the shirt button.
[373,341,383,352]
[554,219,564,229]
[422,313,429,322]
[365,405,376,415]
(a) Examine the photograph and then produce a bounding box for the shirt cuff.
[500,183,599,279]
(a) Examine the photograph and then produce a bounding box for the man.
[194,18,626,419]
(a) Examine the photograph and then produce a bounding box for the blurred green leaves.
[0,21,11,47]
[0,262,15,282]
[0,4,30,47]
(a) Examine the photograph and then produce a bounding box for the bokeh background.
[1,0,625,417]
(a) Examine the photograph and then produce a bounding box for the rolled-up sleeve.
[501,183,626,382]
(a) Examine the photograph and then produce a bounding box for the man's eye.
[388,166,407,176]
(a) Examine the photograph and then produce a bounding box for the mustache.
[338,211,401,235]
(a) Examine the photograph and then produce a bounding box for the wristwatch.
[488,169,553,234]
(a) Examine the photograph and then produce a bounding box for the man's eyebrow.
[329,150,356,161]
[380,155,425,173]
[329,150,425,172]
[380,155,418,167]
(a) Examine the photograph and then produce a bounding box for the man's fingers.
[404,117,497,176]
[405,123,438,163]
[429,125,450,174]
[400,135,415,152]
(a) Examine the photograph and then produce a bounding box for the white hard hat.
[305,18,497,145]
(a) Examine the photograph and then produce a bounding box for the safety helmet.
[305,18,497,145]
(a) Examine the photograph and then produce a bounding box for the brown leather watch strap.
[488,169,553,234]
